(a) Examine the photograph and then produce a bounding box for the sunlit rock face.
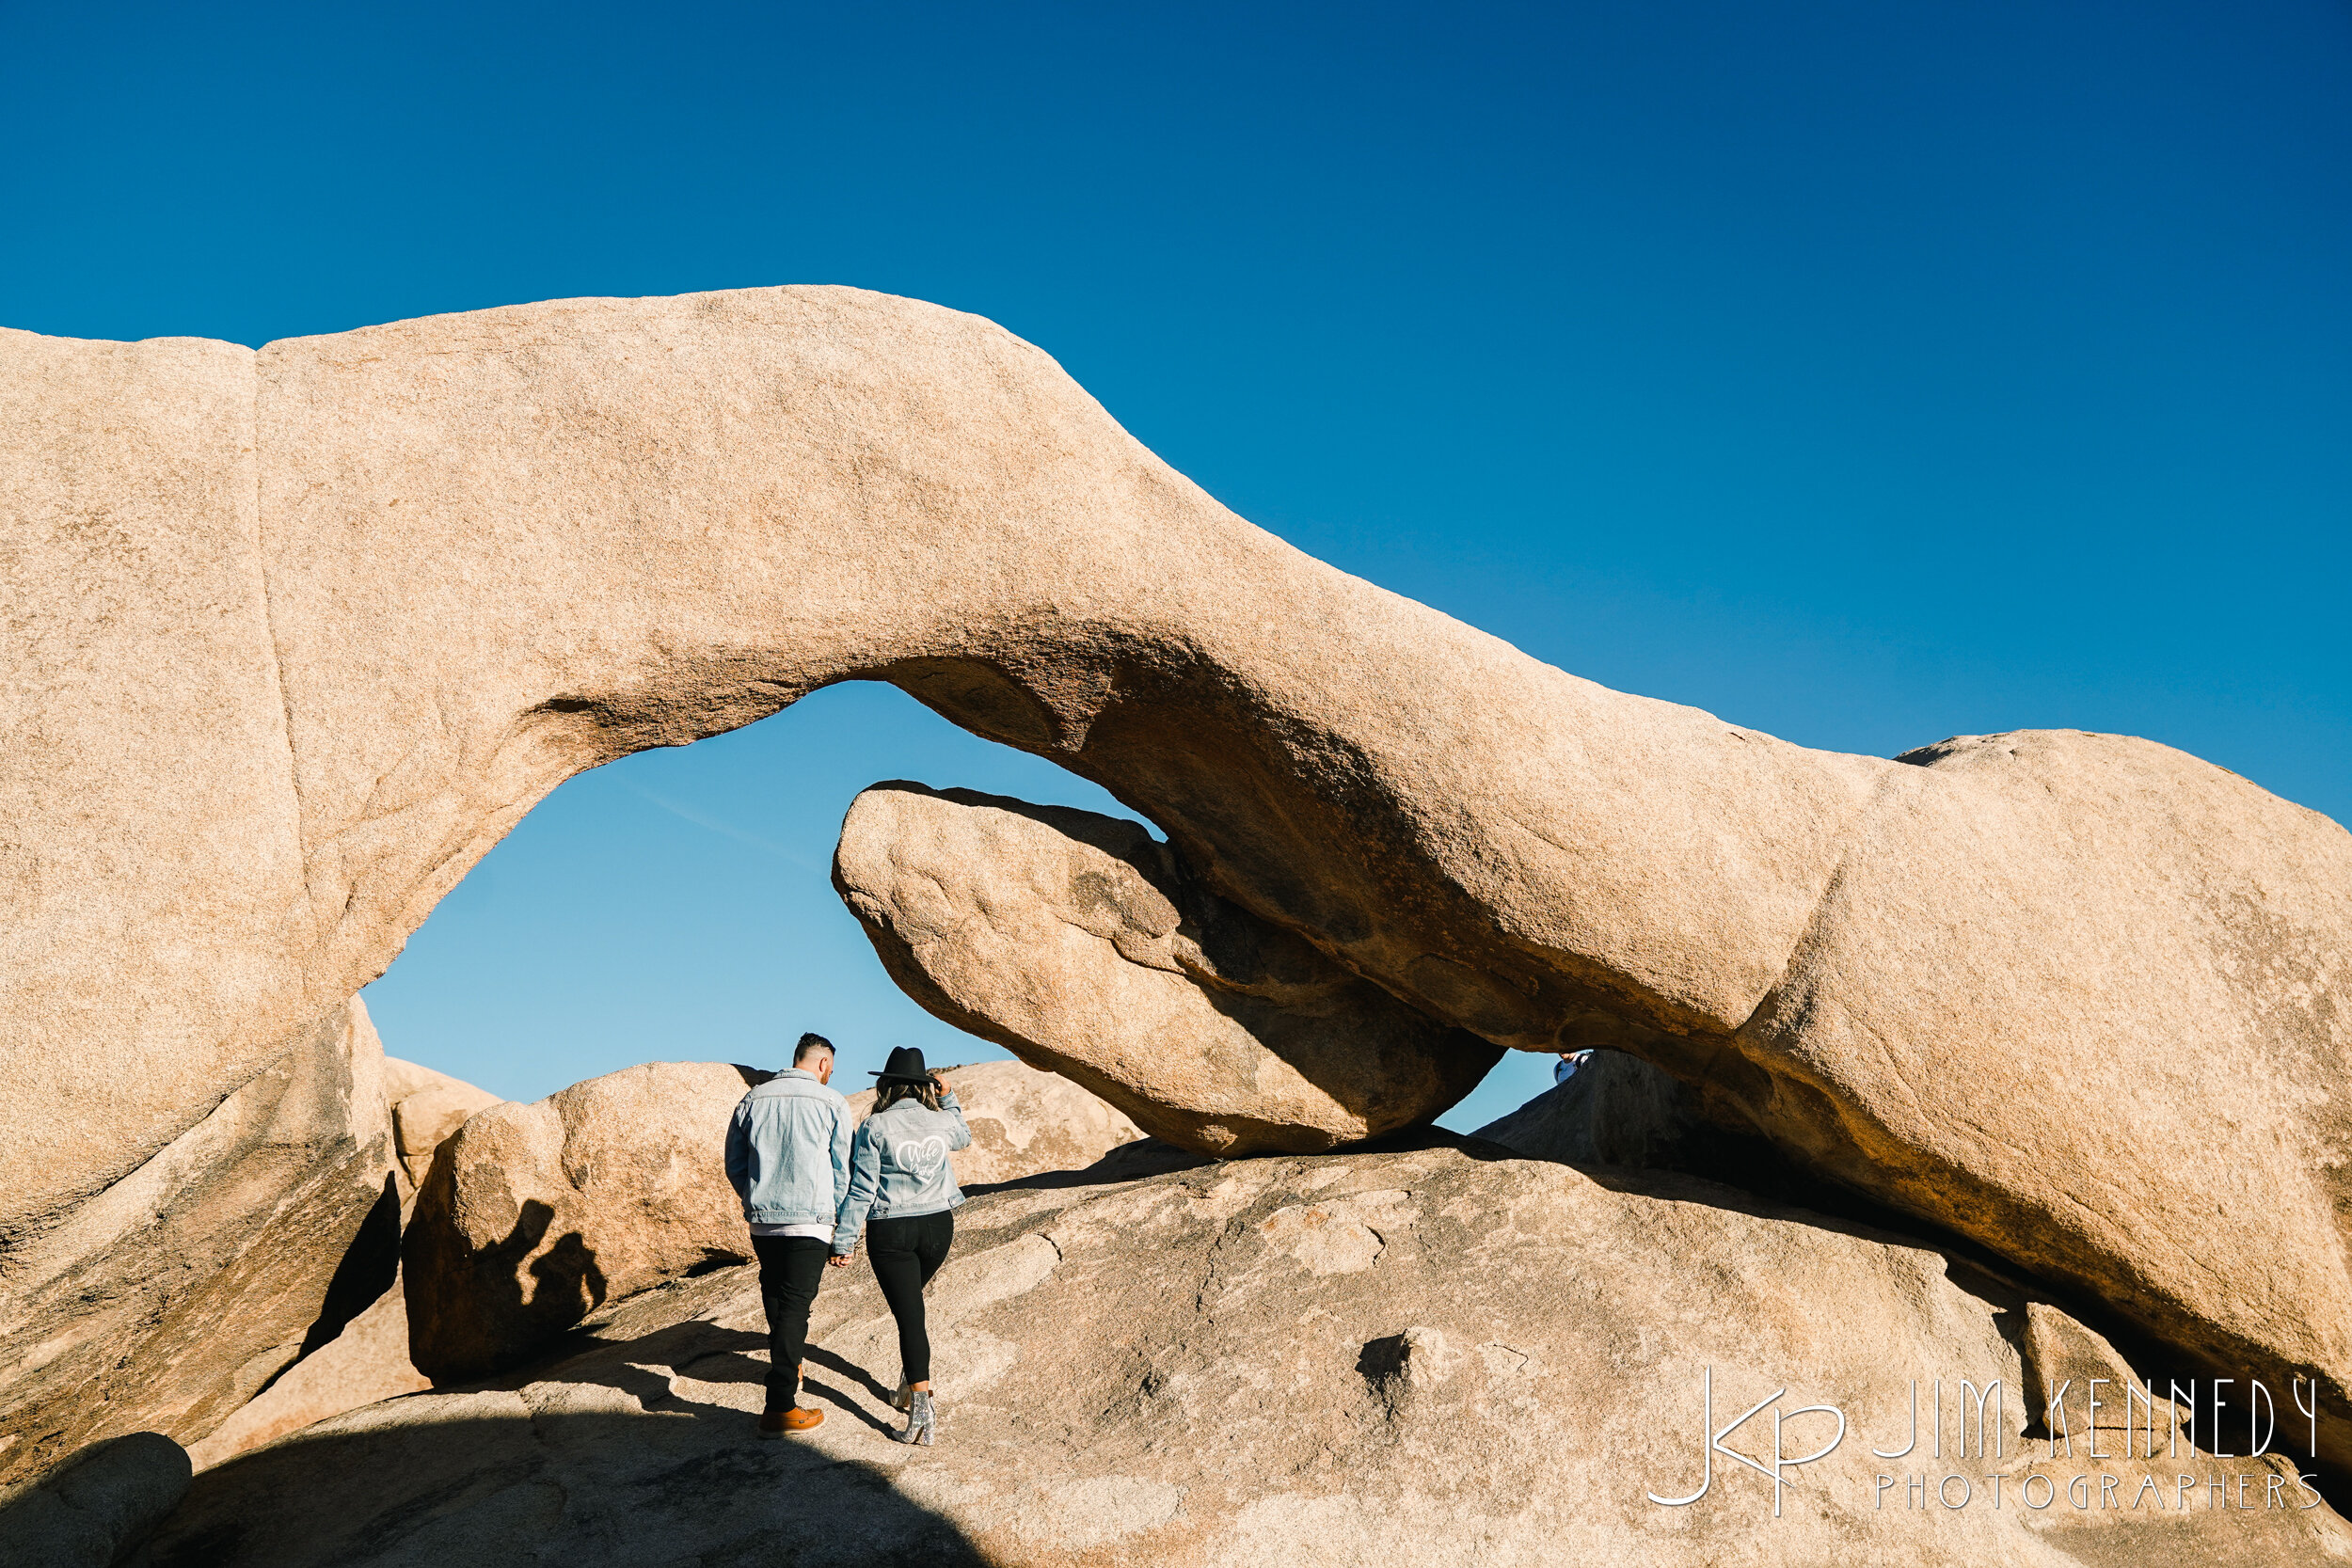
[833,783,1500,1154]
[5,288,2351,1473]
[401,1061,759,1384]
[0,1002,396,1489]
[141,1144,2352,1568]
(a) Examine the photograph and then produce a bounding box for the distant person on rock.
[725,1030,855,1438]
[833,1046,972,1447]
[1555,1050,1594,1086]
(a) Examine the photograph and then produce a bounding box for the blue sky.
[6,2,2345,1132]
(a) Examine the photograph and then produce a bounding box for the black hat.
[871,1046,932,1085]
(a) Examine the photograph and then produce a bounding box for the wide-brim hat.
[871,1046,932,1085]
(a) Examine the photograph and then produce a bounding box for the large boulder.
[382,1058,501,1195]
[4,289,2348,1465]
[834,784,1500,1153]
[843,1057,1141,1184]
[184,1056,495,1470]
[139,1145,2349,1567]
[401,1061,762,1383]
[0,1001,397,1490]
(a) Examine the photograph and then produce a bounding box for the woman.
[832,1045,972,1446]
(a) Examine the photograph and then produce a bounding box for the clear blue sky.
[7,2,2345,1132]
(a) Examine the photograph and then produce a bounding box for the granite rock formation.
[184,1055,493,1468]
[0,1002,397,1489]
[383,1058,501,1195]
[0,1432,191,1568]
[834,784,1500,1153]
[138,1145,2351,1568]
[4,289,2349,1471]
[402,1061,758,1383]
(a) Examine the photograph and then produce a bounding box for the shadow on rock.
[134,1402,982,1568]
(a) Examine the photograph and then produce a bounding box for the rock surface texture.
[834,784,1500,1153]
[183,1278,433,1472]
[138,1148,2351,1568]
[383,1058,501,1195]
[843,1056,1141,1185]
[402,1061,762,1383]
[1470,1050,1702,1168]
[183,1056,491,1470]
[0,1001,398,1488]
[0,1432,191,1568]
[4,288,2350,1469]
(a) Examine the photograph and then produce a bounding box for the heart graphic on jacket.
[895,1134,950,1175]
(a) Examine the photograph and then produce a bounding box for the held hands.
[828,1251,852,1270]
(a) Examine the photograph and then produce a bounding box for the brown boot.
[757,1407,825,1438]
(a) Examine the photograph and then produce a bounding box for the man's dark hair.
[792,1032,834,1067]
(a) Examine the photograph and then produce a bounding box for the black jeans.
[751,1234,831,1414]
[866,1210,954,1385]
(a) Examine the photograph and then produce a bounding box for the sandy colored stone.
[401,1061,763,1382]
[834,784,1500,1153]
[0,1001,397,1489]
[1471,1050,1705,1169]
[843,1056,1139,1185]
[4,289,2349,1469]
[183,1270,433,1473]
[0,328,311,1247]
[0,1432,189,1568]
[142,1147,2352,1567]
[382,1057,501,1192]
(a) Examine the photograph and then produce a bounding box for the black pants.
[866,1210,954,1385]
[752,1234,831,1413]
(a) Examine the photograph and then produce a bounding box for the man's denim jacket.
[724,1068,854,1227]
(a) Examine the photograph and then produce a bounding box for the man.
[724,1031,856,1436]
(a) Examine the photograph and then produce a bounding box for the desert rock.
[181,1056,495,1468]
[3,289,2348,1465]
[0,1002,397,1489]
[183,1276,433,1472]
[843,1056,1140,1184]
[1470,1050,1705,1170]
[0,1432,190,1568]
[834,784,1500,1153]
[382,1058,502,1194]
[401,1061,761,1382]
[140,1145,2351,1567]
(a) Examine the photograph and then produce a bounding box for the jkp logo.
[1645,1365,2328,1517]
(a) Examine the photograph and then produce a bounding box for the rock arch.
[4,286,2349,1474]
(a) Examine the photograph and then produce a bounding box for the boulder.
[842,1057,1141,1185]
[382,1057,501,1194]
[157,1060,490,1471]
[183,1277,432,1472]
[1470,1050,1704,1169]
[173,1056,489,1470]
[834,784,1500,1153]
[0,1001,397,1490]
[401,1061,762,1383]
[140,1146,2350,1567]
[0,1432,189,1568]
[5,288,2349,1466]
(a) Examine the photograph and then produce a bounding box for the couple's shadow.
[575,1319,902,1436]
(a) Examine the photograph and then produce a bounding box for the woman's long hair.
[874,1079,943,1115]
